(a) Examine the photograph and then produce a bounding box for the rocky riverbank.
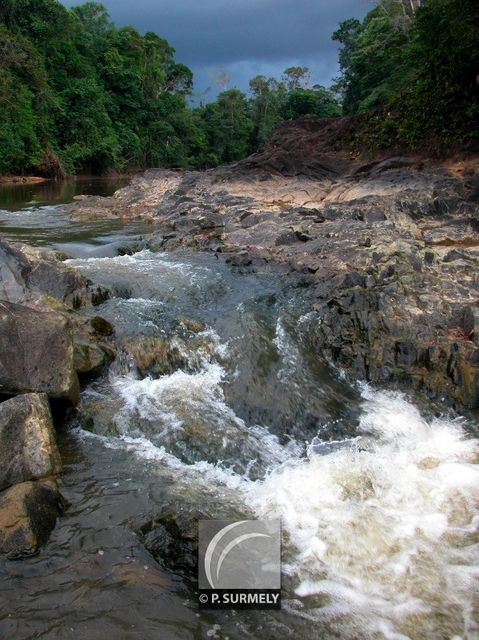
[1,116,479,559]
[0,239,115,557]
[68,118,479,412]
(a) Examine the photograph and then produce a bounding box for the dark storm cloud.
[62,0,370,96]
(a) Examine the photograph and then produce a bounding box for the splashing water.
[245,387,479,639]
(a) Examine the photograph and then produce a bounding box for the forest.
[0,0,477,176]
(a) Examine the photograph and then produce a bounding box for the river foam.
[245,386,479,639]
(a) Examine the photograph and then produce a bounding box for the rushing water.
[0,195,478,640]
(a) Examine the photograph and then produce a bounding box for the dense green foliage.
[0,0,206,174]
[333,0,479,152]
[0,0,339,175]
[1,0,476,175]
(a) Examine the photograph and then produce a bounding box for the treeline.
[0,0,339,176]
[1,0,477,176]
[333,0,479,153]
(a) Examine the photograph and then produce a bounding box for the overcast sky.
[62,0,371,102]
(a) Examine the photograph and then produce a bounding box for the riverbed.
[0,182,478,640]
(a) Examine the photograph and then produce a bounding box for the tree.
[200,89,253,164]
[282,66,311,91]
[248,75,285,147]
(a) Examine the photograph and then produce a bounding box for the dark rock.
[226,251,252,267]
[197,212,225,229]
[137,510,203,574]
[290,225,312,241]
[463,306,479,345]
[364,208,387,223]
[0,480,67,559]
[90,316,114,337]
[443,249,466,262]
[342,272,366,289]
[0,393,61,491]
[275,231,297,246]
[0,301,79,404]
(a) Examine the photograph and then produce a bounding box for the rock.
[123,336,187,377]
[0,301,79,403]
[0,480,67,559]
[0,240,88,306]
[197,212,225,229]
[290,225,312,241]
[0,240,30,302]
[136,504,251,573]
[136,510,202,574]
[73,342,109,377]
[0,394,61,491]
[226,251,252,267]
[463,306,479,345]
[443,249,465,262]
[364,208,387,223]
[90,315,114,337]
[275,230,297,246]
[179,318,205,333]
[22,246,86,305]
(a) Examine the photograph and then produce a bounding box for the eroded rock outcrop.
[67,117,479,410]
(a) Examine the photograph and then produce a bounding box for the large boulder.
[0,480,66,558]
[0,239,88,306]
[0,393,61,491]
[0,301,79,403]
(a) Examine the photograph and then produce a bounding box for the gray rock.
[0,241,30,302]
[0,240,87,306]
[0,393,61,491]
[0,301,79,403]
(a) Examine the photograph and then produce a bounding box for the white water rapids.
[69,250,479,640]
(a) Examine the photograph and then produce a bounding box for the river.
[0,181,478,640]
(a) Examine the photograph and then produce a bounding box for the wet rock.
[123,336,187,377]
[179,318,205,334]
[137,510,202,574]
[73,341,110,377]
[0,480,67,559]
[0,393,61,491]
[0,301,79,404]
[136,505,249,575]
[90,315,114,337]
